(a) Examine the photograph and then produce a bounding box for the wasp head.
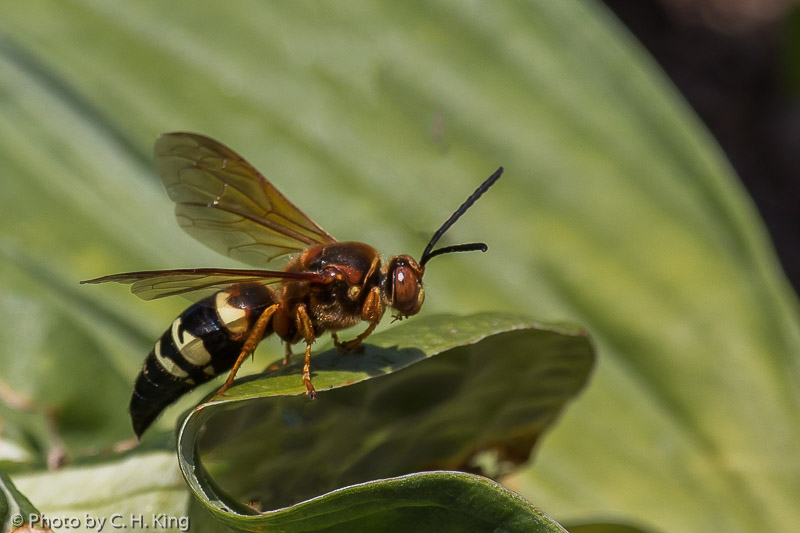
[386,254,425,318]
[385,166,503,319]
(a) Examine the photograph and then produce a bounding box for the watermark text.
[14,512,190,532]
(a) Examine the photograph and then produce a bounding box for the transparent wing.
[81,268,329,301]
[155,132,336,267]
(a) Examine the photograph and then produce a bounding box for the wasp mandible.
[83,133,503,437]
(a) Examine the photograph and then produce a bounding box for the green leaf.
[177,313,588,531]
[1,1,799,531]
[192,470,565,533]
[0,274,139,463]
[189,314,590,482]
[10,452,190,532]
[564,524,652,533]
[1,470,52,532]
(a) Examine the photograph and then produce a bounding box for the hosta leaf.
[178,313,592,531]
[10,453,189,533]
[0,1,798,531]
[1,471,52,532]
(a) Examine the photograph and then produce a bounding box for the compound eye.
[392,266,423,315]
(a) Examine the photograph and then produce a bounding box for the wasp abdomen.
[129,287,274,437]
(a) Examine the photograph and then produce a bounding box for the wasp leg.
[283,342,293,366]
[333,322,378,353]
[302,344,316,399]
[334,286,384,353]
[211,303,279,400]
[294,304,317,399]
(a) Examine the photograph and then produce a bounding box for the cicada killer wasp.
[82,133,502,437]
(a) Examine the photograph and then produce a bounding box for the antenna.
[419,166,503,267]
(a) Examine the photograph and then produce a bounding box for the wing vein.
[154,132,336,268]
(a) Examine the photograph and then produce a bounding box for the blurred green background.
[1,1,799,532]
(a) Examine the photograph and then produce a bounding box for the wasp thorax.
[387,255,425,316]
